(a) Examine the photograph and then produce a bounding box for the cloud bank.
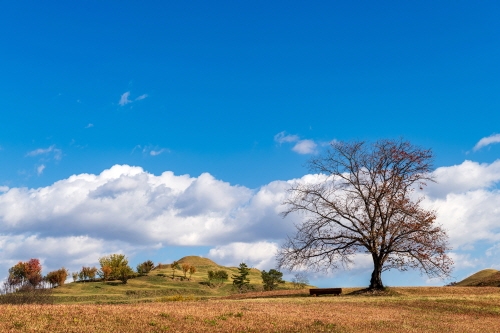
[0,159,500,283]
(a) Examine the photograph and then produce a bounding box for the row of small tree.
[168,261,196,280]
[7,258,307,292]
[6,255,160,291]
[206,263,302,292]
[71,255,158,284]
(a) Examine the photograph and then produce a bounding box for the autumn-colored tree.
[136,260,155,275]
[45,268,68,287]
[277,139,453,290]
[98,254,134,284]
[170,260,180,279]
[188,265,196,280]
[71,272,79,282]
[87,266,98,281]
[8,259,43,289]
[100,266,112,282]
[181,263,191,278]
[79,266,98,282]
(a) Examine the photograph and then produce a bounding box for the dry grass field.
[1,286,499,332]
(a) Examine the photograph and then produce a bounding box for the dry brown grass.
[1,287,499,332]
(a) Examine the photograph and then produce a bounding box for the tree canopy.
[261,269,285,291]
[277,139,453,290]
[98,254,133,284]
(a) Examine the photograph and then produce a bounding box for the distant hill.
[455,269,500,287]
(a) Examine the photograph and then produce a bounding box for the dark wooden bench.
[309,288,342,296]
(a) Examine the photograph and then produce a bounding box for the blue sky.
[1,1,500,287]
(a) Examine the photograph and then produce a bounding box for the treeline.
[4,255,158,292]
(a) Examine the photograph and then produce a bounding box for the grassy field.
[1,287,499,332]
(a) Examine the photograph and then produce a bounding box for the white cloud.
[85,123,94,129]
[292,139,317,154]
[37,164,45,175]
[0,234,139,276]
[0,165,298,248]
[1,159,500,284]
[26,145,62,161]
[426,160,500,197]
[421,159,500,254]
[473,134,500,151]
[119,91,132,106]
[274,131,318,155]
[119,92,147,106]
[136,145,170,156]
[150,149,167,156]
[208,241,279,270]
[424,189,500,249]
[274,131,300,144]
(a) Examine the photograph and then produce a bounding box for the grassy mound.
[49,256,299,304]
[456,269,500,287]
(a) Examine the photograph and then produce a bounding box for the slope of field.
[2,287,500,332]
[50,256,302,304]
[456,269,500,287]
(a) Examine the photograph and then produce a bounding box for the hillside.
[50,256,302,304]
[455,269,500,287]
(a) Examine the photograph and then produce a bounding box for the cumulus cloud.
[0,165,298,247]
[0,234,139,275]
[426,160,500,197]
[119,92,132,106]
[26,145,62,161]
[423,189,500,249]
[208,241,280,269]
[473,134,500,151]
[274,131,318,154]
[292,139,317,154]
[0,165,305,279]
[1,159,500,284]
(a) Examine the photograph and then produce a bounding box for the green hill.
[455,269,500,287]
[50,256,298,304]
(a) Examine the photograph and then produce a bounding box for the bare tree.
[277,139,453,290]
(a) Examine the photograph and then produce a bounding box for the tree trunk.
[369,258,384,290]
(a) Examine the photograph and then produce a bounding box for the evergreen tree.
[232,263,250,290]
[261,269,285,291]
